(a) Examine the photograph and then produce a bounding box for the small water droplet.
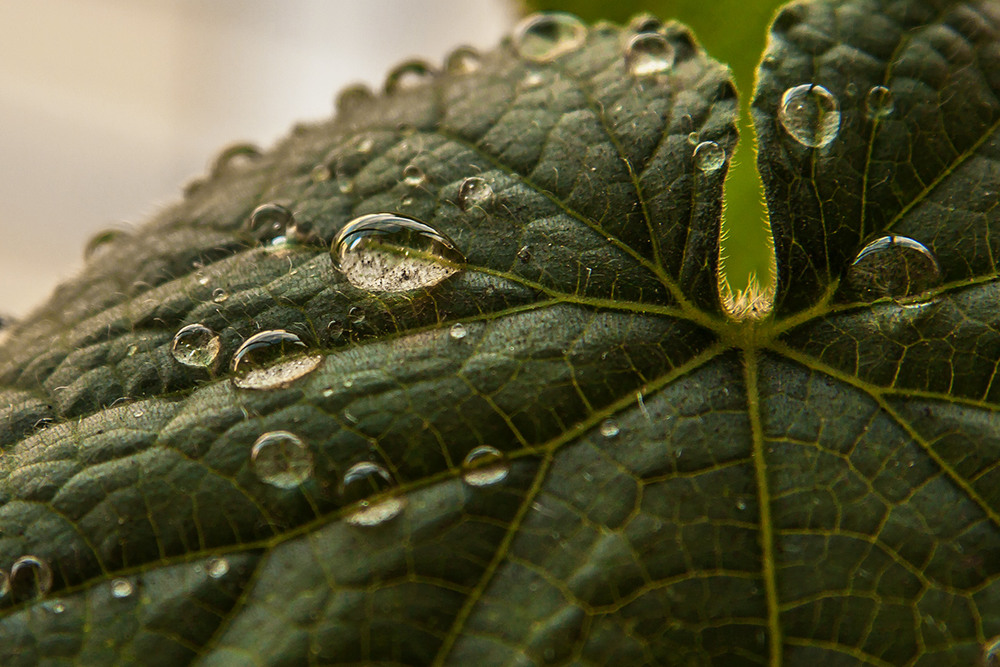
[624,33,675,77]
[445,46,482,74]
[251,430,314,489]
[449,323,468,340]
[865,85,894,120]
[84,229,128,262]
[516,246,532,263]
[326,319,345,341]
[132,408,144,418]
[335,83,374,115]
[196,272,210,286]
[171,324,221,369]
[600,419,620,438]
[687,132,700,145]
[693,141,725,172]
[111,578,134,599]
[234,353,322,391]
[736,499,747,511]
[845,235,942,300]
[845,82,858,97]
[385,60,436,94]
[513,12,587,62]
[207,557,229,579]
[231,331,322,389]
[457,177,494,211]
[211,143,261,176]
[311,164,332,183]
[628,13,662,33]
[983,637,1000,667]
[461,446,509,487]
[212,288,229,304]
[348,306,366,325]
[49,601,66,614]
[519,69,545,90]
[341,462,406,526]
[332,213,465,292]
[10,555,53,599]
[778,83,841,148]
[403,164,427,187]
[247,203,294,241]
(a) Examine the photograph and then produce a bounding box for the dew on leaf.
[210,143,260,176]
[778,83,841,148]
[449,323,467,340]
[341,462,406,526]
[311,164,332,183]
[624,33,675,77]
[10,555,53,599]
[693,141,725,172]
[628,13,662,33]
[845,235,943,301]
[865,85,895,120]
[212,288,229,304]
[231,330,321,390]
[84,229,128,262]
[348,306,366,325]
[513,12,587,62]
[445,46,482,74]
[687,132,700,145]
[170,323,221,369]
[247,203,294,240]
[207,557,229,579]
[384,60,436,93]
[457,177,494,211]
[403,164,427,187]
[600,419,620,438]
[111,578,134,599]
[251,430,314,489]
[332,213,465,292]
[461,446,509,487]
[335,83,374,115]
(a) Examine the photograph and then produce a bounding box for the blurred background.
[0,0,784,318]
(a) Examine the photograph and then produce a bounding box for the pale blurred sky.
[0,0,517,316]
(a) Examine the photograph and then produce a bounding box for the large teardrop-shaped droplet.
[171,323,221,369]
[457,177,494,211]
[10,555,53,600]
[865,85,894,120]
[231,330,322,390]
[513,12,587,62]
[461,446,510,487]
[331,213,465,292]
[246,203,294,241]
[624,33,675,77]
[693,141,725,173]
[251,431,314,489]
[778,84,841,148]
[384,60,436,94]
[844,235,942,301]
[341,461,406,526]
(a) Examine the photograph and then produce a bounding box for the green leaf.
[1,2,999,665]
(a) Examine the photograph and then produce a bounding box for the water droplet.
[326,319,345,341]
[111,578,134,599]
[84,229,128,261]
[311,164,332,183]
[196,272,210,286]
[736,499,747,511]
[513,12,587,62]
[10,555,53,599]
[385,60,436,94]
[247,203,294,240]
[207,557,229,579]
[519,69,545,90]
[865,85,894,120]
[984,637,1000,667]
[251,431,314,489]
[461,446,509,487]
[403,164,427,187]
[0,570,10,599]
[693,141,725,172]
[171,324,221,369]
[231,330,323,389]
[628,13,662,33]
[49,601,66,614]
[348,306,366,325]
[212,288,229,304]
[687,132,700,145]
[445,46,482,74]
[341,462,406,526]
[211,143,261,176]
[335,83,374,115]
[332,213,465,292]
[845,235,942,300]
[600,419,620,438]
[624,33,675,77]
[449,323,467,340]
[457,177,494,211]
[778,83,841,148]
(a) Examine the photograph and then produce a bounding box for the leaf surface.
[1,2,999,665]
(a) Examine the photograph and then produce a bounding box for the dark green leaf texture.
[0,1,998,664]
